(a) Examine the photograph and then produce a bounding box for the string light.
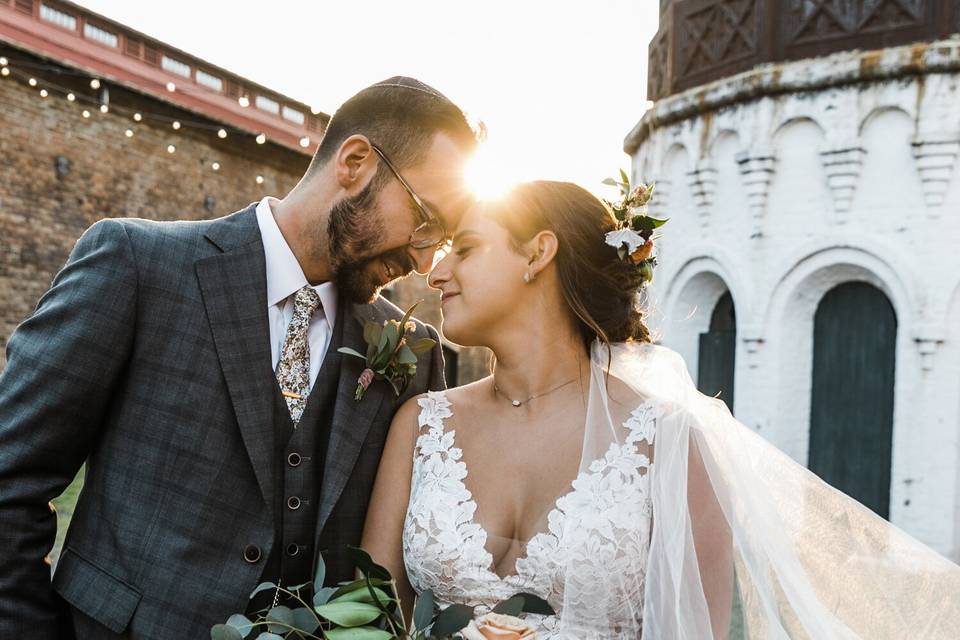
[4,58,310,185]
[310,106,322,115]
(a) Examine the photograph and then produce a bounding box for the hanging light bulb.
[99,104,109,114]
[82,109,91,118]
[211,161,221,171]
[238,96,250,107]
[90,78,101,89]
[39,89,48,98]
[125,129,134,138]
[255,133,266,145]
[166,81,176,92]
[0,57,8,66]
[133,113,142,122]
[28,77,37,87]
[0,68,9,77]
[310,105,322,115]
[172,121,181,130]
[255,175,264,185]
[299,136,310,147]
[66,92,76,102]
[167,144,176,154]
[217,128,227,139]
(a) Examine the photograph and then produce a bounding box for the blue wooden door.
[698,292,737,413]
[808,282,896,519]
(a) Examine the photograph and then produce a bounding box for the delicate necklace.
[493,377,577,407]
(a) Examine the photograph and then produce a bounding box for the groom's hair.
[306,77,480,176]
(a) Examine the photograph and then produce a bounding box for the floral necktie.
[275,286,322,426]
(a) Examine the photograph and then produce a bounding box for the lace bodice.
[402,391,658,639]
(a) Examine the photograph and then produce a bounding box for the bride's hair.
[490,180,651,349]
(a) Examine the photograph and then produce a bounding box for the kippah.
[370,76,450,101]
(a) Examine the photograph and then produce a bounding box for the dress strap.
[416,390,453,433]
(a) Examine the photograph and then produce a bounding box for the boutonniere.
[338,302,436,401]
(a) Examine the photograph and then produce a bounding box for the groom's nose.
[408,245,436,276]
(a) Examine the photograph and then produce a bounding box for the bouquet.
[212,547,553,640]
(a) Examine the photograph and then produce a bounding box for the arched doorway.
[808,282,897,518]
[697,291,736,413]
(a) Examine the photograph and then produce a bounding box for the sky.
[76,0,660,194]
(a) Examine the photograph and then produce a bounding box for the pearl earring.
[523,272,532,283]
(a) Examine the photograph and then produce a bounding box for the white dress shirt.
[256,197,338,390]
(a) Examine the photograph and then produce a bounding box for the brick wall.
[0,50,306,366]
[0,47,489,382]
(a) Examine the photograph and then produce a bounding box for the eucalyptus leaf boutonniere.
[338,302,436,401]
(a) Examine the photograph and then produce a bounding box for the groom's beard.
[327,179,412,304]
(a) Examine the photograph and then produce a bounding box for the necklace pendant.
[512,400,522,407]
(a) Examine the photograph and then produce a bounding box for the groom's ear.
[526,231,559,278]
[334,134,377,190]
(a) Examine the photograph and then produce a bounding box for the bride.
[360,181,960,638]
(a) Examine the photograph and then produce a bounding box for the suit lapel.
[316,302,390,532]
[195,206,277,510]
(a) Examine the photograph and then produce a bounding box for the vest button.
[286,543,300,557]
[287,496,301,510]
[243,544,262,563]
[287,452,302,467]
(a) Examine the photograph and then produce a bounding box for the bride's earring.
[524,252,540,284]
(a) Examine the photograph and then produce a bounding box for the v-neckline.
[448,410,581,583]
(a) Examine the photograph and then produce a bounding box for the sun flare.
[464,145,519,201]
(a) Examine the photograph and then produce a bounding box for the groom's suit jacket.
[0,204,445,638]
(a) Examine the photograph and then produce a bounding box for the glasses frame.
[370,144,449,251]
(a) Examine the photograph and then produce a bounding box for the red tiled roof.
[0,0,328,154]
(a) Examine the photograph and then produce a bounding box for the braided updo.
[489,181,652,349]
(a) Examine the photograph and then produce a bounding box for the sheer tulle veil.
[556,340,960,638]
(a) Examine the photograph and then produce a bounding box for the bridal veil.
[554,340,960,638]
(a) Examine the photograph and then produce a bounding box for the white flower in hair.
[605,227,645,254]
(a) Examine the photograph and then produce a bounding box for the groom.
[0,77,478,638]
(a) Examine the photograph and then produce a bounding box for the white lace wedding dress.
[399,344,960,639]
[402,390,657,639]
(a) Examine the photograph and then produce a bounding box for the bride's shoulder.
[389,377,488,426]
[442,376,493,409]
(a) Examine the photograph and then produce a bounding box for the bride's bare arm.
[360,395,422,623]
[688,437,733,639]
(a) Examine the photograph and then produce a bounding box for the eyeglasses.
[371,144,449,251]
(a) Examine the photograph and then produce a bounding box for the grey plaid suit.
[0,204,445,638]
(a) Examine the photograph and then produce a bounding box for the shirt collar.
[255,196,338,327]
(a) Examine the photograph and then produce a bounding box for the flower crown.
[601,170,668,284]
